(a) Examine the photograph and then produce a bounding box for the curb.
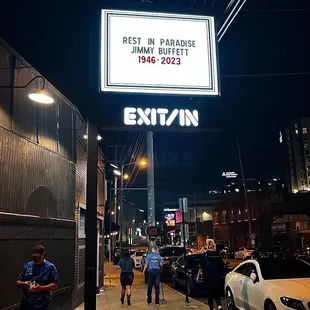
[161,283,208,307]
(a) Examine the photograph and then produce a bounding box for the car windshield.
[160,247,186,257]
[260,258,310,280]
[187,255,206,268]
[135,251,144,256]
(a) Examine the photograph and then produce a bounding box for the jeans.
[147,269,160,304]
[206,282,222,310]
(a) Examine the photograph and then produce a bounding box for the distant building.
[208,172,287,195]
[213,192,310,252]
[285,118,310,193]
[162,198,214,248]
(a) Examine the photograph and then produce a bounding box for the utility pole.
[236,136,253,246]
[112,175,118,254]
[119,165,124,255]
[180,198,189,304]
[147,131,156,249]
[84,117,98,310]
[84,4,99,308]
[193,189,198,250]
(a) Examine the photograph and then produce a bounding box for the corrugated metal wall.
[0,42,77,219]
[0,214,75,310]
[0,38,106,309]
[0,128,75,218]
[0,37,107,310]
[0,44,11,129]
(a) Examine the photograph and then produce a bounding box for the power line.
[243,8,310,12]
[254,41,310,57]
[222,71,310,78]
[218,0,247,42]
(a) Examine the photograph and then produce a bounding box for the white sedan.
[131,251,145,269]
[235,247,255,260]
[225,258,310,310]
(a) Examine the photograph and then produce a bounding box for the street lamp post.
[120,164,124,254]
[112,159,147,255]
[112,175,118,254]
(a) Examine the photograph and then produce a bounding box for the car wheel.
[265,301,277,310]
[226,288,236,310]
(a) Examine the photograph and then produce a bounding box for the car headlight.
[280,297,306,310]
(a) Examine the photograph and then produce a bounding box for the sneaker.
[148,303,153,306]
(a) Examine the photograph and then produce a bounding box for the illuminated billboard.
[164,213,175,226]
[101,9,219,96]
[175,210,182,223]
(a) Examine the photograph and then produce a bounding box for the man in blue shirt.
[16,245,58,310]
[143,246,163,305]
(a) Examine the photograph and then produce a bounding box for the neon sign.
[124,107,199,127]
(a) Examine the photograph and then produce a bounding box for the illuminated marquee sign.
[124,107,199,127]
[101,9,219,95]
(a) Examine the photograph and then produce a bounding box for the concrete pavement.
[75,262,208,309]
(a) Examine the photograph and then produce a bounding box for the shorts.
[120,272,134,286]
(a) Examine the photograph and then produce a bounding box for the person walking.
[16,245,58,310]
[143,246,163,306]
[196,250,223,310]
[117,249,135,306]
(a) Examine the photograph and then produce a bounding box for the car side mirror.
[250,272,257,283]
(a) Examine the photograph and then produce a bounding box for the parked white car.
[235,247,255,260]
[225,258,310,310]
[131,250,145,269]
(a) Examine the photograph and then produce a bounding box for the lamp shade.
[28,89,54,104]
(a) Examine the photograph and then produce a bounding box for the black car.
[171,253,231,297]
[226,247,239,259]
[218,247,238,259]
[159,246,186,281]
[294,246,310,263]
[251,248,286,260]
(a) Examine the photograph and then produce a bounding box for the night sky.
[1,0,310,206]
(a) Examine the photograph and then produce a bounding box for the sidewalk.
[75,261,207,309]
[75,284,207,309]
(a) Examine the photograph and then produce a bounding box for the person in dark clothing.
[197,251,223,310]
[117,249,135,306]
[16,245,58,310]
[143,246,163,305]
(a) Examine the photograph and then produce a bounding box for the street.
[165,259,240,309]
[103,259,241,309]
